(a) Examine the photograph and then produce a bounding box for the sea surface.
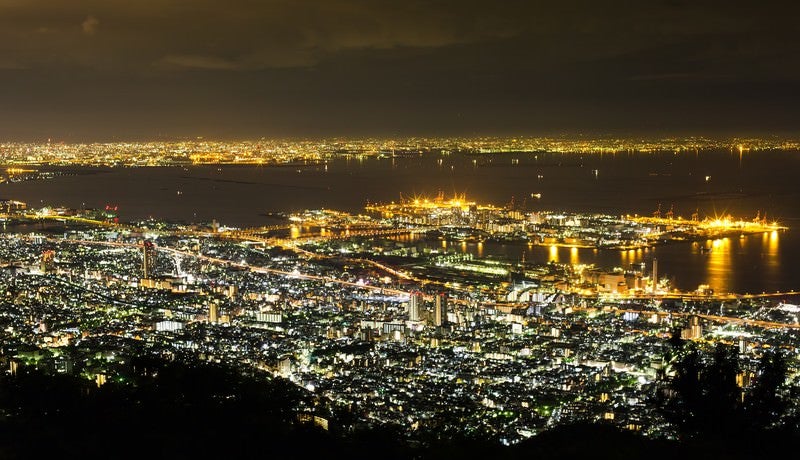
[2,148,799,295]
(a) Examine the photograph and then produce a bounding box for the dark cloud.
[157,55,246,71]
[0,0,798,139]
[0,0,521,71]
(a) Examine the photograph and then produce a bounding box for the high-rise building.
[142,240,156,279]
[738,337,748,354]
[681,315,703,339]
[408,290,423,321]
[434,292,447,327]
[40,250,55,273]
[651,258,658,293]
[209,302,219,323]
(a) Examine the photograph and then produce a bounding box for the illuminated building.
[142,240,156,279]
[651,258,658,293]
[408,290,423,321]
[102,204,119,223]
[434,292,447,327]
[681,315,703,340]
[209,302,219,323]
[0,199,26,214]
[40,250,55,273]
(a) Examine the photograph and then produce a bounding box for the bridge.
[281,227,422,244]
[221,224,292,238]
[8,213,123,228]
[617,291,799,302]
[573,305,800,331]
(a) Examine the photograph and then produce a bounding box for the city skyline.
[1,2,799,456]
[1,1,799,140]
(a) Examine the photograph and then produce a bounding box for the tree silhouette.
[745,350,789,430]
[660,341,791,441]
[701,343,743,436]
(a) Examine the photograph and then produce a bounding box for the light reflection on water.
[393,231,784,295]
[2,150,797,294]
[705,237,732,294]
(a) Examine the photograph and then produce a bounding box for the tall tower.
[651,258,658,293]
[142,241,156,279]
[434,292,447,326]
[408,291,423,321]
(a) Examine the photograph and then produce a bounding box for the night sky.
[1,0,798,140]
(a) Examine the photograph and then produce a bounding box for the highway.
[571,305,800,331]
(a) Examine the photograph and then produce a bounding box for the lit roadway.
[59,238,411,298]
[18,213,457,299]
[215,230,470,300]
